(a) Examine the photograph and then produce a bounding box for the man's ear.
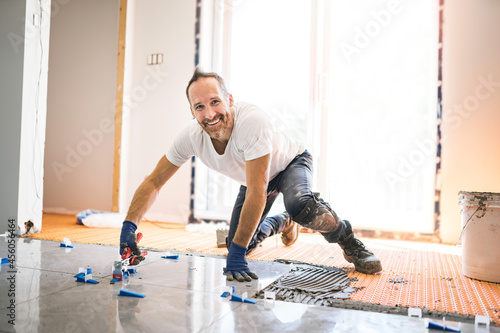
[190,106,195,118]
[229,94,234,107]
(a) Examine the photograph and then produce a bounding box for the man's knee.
[290,193,342,235]
[283,187,315,218]
[290,193,323,223]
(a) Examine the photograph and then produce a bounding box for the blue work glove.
[119,221,140,254]
[225,242,259,282]
[120,221,147,265]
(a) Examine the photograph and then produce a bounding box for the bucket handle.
[459,202,486,240]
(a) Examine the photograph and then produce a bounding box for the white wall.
[440,0,500,243]
[0,0,51,233]
[122,0,196,223]
[43,0,195,223]
[43,0,120,214]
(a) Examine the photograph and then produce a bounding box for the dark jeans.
[226,150,344,252]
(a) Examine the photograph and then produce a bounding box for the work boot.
[281,213,300,246]
[338,220,382,274]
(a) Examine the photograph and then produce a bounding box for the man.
[120,68,382,282]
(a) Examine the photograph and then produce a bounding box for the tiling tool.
[121,232,148,265]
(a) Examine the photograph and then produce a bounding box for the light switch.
[147,53,164,65]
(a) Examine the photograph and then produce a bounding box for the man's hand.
[225,242,259,282]
[120,221,147,265]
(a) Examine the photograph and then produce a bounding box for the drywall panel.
[122,0,196,223]
[18,0,52,233]
[44,0,119,214]
[440,0,500,243]
[0,1,26,233]
[0,0,51,233]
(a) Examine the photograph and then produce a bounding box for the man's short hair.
[185,67,229,103]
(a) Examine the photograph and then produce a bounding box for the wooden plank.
[112,0,127,212]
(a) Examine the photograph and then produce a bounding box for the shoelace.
[344,238,368,257]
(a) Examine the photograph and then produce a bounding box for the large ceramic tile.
[2,239,498,333]
[7,280,240,333]
[131,251,291,296]
[4,238,121,277]
[1,238,72,257]
[204,299,500,333]
[0,266,90,304]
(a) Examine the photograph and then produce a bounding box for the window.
[196,0,438,234]
[326,0,438,232]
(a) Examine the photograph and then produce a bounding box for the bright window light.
[196,0,438,234]
[327,0,438,232]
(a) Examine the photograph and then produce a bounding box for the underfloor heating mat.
[257,261,493,324]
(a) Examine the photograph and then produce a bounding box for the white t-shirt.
[166,102,305,186]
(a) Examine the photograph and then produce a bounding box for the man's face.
[188,77,234,141]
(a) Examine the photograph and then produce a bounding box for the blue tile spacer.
[118,289,145,298]
[427,321,460,332]
[230,294,243,302]
[221,291,231,298]
[110,277,120,284]
[1,258,10,264]
[161,255,179,260]
[75,276,99,284]
[243,298,257,304]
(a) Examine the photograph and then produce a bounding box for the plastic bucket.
[459,191,500,283]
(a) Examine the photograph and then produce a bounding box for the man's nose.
[205,106,217,120]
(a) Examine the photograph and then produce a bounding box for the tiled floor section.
[23,214,500,326]
[1,238,499,332]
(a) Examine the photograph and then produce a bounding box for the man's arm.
[119,155,179,261]
[125,155,180,225]
[225,153,270,281]
[232,154,270,247]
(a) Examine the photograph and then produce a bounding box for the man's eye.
[196,105,204,110]
[211,100,220,105]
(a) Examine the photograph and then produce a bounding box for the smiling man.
[119,67,382,281]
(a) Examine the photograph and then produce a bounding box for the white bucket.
[459,191,500,283]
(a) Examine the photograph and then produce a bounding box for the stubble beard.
[202,114,227,140]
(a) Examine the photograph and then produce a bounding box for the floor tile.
[137,251,291,296]
[11,281,239,333]
[204,300,428,333]
[12,239,120,277]
[0,266,83,304]
[1,238,500,333]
